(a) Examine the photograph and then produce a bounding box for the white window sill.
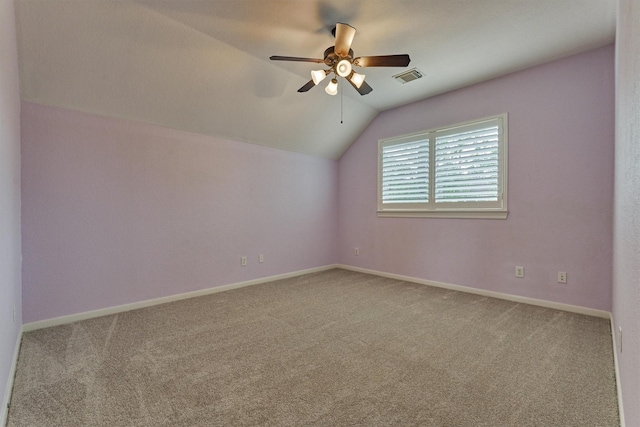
[377,210,508,219]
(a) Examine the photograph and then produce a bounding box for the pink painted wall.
[613,0,640,423]
[0,0,22,419]
[21,102,338,323]
[338,45,614,311]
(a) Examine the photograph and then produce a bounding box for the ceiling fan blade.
[346,76,373,95]
[270,56,325,63]
[354,54,411,67]
[297,79,316,93]
[334,23,356,57]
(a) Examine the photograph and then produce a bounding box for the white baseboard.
[609,313,625,427]
[23,263,610,332]
[1,328,22,427]
[336,264,611,319]
[23,265,339,332]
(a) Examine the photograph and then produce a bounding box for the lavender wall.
[613,0,640,423]
[338,45,614,311]
[21,102,338,323]
[0,0,23,420]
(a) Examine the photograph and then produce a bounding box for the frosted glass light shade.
[311,69,327,85]
[325,78,338,96]
[350,72,365,88]
[336,59,352,77]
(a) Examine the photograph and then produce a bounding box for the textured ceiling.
[14,0,616,159]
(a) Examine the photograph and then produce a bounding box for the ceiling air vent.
[393,68,423,84]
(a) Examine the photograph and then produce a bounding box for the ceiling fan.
[270,23,410,96]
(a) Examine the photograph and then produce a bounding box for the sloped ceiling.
[14,0,615,159]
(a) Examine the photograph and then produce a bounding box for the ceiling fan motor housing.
[323,47,354,67]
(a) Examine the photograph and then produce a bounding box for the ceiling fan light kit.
[336,59,352,77]
[349,71,366,88]
[311,69,328,85]
[270,23,411,96]
[325,78,338,96]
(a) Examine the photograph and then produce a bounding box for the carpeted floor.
[7,269,620,426]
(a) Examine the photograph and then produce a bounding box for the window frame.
[377,113,508,219]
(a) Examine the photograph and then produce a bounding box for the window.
[378,114,507,219]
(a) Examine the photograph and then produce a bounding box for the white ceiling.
[14,0,616,159]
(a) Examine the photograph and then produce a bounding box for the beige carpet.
[7,269,620,426]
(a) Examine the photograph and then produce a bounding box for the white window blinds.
[378,114,507,219]
[434,123,500,203]
[381,140,429,204]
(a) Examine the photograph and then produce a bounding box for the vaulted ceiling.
[14,0,616,159]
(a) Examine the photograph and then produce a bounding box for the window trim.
[377,114,508,219]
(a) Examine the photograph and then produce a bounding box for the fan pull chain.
[340,78,344,124]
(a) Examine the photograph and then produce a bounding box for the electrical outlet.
[259,254,264,263]
[557,271,567,284]
[515,266,524,278]
[241,256,247,267]
[354,247,359,256]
